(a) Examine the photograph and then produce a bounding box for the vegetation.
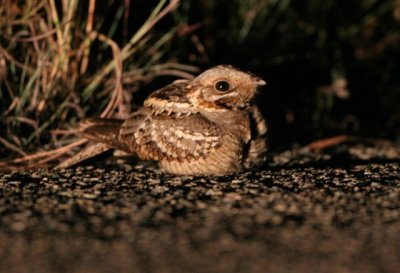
[0,0,197,168]
[1,0,399,169]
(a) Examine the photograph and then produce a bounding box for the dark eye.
[215,80,230,92]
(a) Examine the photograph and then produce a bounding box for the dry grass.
[0,0,199,170]
[2,0,399,170]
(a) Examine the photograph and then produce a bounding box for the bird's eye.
[215,80,230,92]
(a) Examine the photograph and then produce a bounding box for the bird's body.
[57,65,268,175]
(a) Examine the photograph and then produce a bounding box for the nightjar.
[57,65,268,175]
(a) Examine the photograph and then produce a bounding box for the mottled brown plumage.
[57,65,268,175]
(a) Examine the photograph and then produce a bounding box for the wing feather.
[118,113,222,162]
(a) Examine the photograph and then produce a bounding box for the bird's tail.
[55,118,126,169]
[80,115,142,152]
[80,117,124,147]
[56,109,150,169]
[55,142,112,169]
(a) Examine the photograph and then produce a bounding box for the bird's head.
[188,65,266,111]
[144,65,266,116]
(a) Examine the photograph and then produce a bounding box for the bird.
[56,65,268,175]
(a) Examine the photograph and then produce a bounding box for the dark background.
[121,0,400,147]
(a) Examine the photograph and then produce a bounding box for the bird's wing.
[119,113,222,162]
[143,82,199,116]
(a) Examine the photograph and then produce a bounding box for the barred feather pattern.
[58,65,268,175]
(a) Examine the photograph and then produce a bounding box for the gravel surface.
[0,142,399,273]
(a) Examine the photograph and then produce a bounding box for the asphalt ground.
[0,141,399,273]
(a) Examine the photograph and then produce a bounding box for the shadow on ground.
[0,141,399,273]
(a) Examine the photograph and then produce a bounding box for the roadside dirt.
[0,141,399,273]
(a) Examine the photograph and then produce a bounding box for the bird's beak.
[254,78,267,86]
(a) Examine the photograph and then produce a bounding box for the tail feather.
[79,118,123,130]
[56,113,146,169]
[55,142,112,169]
[80,118,129,151]
[56,118,125,169]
